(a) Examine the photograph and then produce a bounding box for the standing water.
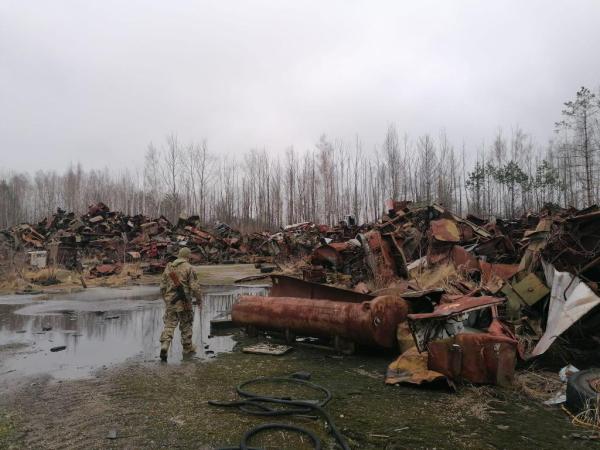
[0,284,267,381]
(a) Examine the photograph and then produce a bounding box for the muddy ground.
[0,265,597,449]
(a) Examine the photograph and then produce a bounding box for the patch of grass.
[112,338,587,449]
[0,413,18,448]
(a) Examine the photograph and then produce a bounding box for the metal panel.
[427,333,517,385]
[407,296,504,320]
[512,273,550,306]
[269,274,374,303]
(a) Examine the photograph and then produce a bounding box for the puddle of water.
[0,285,267,381]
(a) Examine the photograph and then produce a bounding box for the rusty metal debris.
[232,294,409,349]
[0,203,361,278]
[427,331,517,386]
[269,274,373,303]
[4,198,600,388]
[227,199,600,386]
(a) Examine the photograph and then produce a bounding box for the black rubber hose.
[208,376,350,450]
[240,423,321,450]
[236,376,332,406]
[210,397,349,450]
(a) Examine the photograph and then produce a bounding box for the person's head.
[177,247,191,260]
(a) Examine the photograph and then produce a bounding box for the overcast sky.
[1,0,599,172]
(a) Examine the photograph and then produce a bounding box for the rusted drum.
[232,295,408,348]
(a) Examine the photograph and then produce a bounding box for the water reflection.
[0,285,267,380]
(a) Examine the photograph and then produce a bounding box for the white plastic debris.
[532,262,600,357]
[558,364,579,382]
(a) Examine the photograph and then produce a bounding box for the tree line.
[1,86,598,230]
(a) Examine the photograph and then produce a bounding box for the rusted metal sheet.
[232,295,409,348]
[384,199,411,216]
[387,233,409,278]
[450,246,479,270]
[407,296,504,321]
[474,235,516,260]
[187,226,213,242]
[427,332,517,385]
[408,295,505,351]
[15,225,45,248]
[432,204,491,239]
[384,198,396,214]
[480,261,520,282]
[88,202,109,216]
[430,219,461,242]
[458,223,474,241]
[310,245,343,268]
[302,266,326,283]
[366,230,395,267]
[139,221,157,234]
[329,242,352,252]
[480,261,521,293]
[360,230,398,282]
[269,274,374,303]
[91,263,121,277]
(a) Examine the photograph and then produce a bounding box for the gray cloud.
[1,0,600,171]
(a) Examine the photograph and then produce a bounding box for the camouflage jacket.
[160,258,201,310]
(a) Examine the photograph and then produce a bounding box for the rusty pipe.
[232,295,408,348]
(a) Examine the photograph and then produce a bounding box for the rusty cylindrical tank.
[232,295,408,348]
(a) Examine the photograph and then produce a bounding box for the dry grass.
[572,400,600,430]
[277,256,308,277]
[514,368,564,402]
[442,385,500,422]
[0,271,30,293]
[0,262,159,295]
[411,262,458,291]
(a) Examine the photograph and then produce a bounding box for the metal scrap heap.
[3,200,600,388]
[233,200,600,389]
[0,203,363,277]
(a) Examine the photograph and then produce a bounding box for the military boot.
[182,344,197,357]
[160,341,170,362]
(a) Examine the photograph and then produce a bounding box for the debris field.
[2,199,600,427]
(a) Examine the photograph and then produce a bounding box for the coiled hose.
[208,374,350,450]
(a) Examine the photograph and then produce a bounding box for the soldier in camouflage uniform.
[159,247,202,361]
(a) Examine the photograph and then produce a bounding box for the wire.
[561,405,600,431]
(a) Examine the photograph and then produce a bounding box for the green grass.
[113,335,586,449]
[0,413,17,448]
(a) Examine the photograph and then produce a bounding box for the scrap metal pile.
[3,200,600,387]
[233,200,600,389]
[0,203,359,276]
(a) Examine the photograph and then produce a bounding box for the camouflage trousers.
[159,303,194,350]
